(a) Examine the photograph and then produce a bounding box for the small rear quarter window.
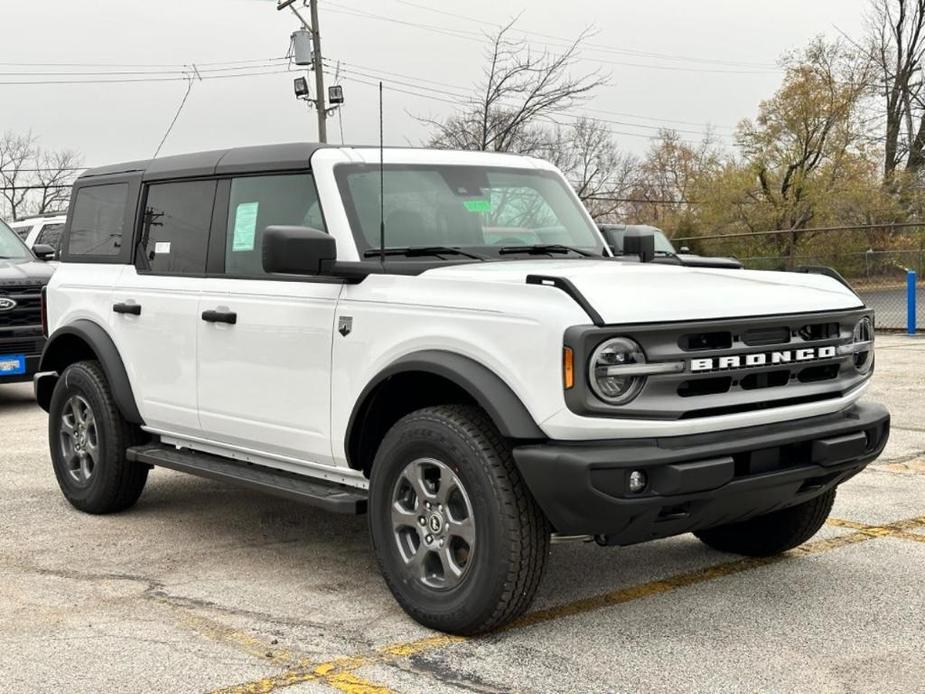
[68,183,129,256]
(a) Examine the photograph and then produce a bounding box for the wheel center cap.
[428,514,444,534]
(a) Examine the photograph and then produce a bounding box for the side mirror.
[32,244,57,261]
[622,230,655,263]
[679,246,691,254]
[262,226,336,275]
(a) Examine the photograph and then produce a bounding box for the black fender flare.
[345,350,546,465]
[36,319,143,424]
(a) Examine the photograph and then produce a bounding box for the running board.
[126,443,367,514]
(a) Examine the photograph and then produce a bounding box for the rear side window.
[68,184,128,256]
[224,173,324,276]
[35,223,65,249]
[138,180,216,275]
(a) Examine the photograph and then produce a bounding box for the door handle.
[113,302,141,316]
[201,309,237,325]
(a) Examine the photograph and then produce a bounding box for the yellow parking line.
[829,516,925,543]
[872,459,925,475]
[215,515,925,694]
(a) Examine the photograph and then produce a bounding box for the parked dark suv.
[0,217,55,384]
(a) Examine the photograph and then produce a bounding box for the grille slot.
[742,326,791,346]
[678,331,732,351]
[678,377,732,398]
[799,322,839,341]
[798,364,840,383]
[740,369,790,390]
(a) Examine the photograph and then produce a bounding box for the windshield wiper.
[498,244,595,257]
[362,246,486,260]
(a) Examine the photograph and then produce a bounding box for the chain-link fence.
[675,224,923,332]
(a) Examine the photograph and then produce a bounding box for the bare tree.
[33,148,82,215]
[868,0,925,177]
[0,130,82,220]
[424,21,608,155]
[0,130,37,221]
[627,129,722,226]
[545,118,639,220]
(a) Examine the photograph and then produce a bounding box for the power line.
[390,0,781,71]
[328,70,723,144]
[0,67,294,86]
[324,5,781,75]
[0,167,87,172]
[0,56,289,69]
[327,57,736,133]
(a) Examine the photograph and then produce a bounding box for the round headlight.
[589,337,647,405]
[852,317,874,374]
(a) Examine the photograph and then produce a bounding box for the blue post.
[909,270,918,335]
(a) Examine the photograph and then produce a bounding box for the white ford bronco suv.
[36,143,889,634]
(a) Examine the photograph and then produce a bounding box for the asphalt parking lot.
[1,335,923,694]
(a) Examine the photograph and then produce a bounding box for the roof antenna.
[378,81,385,266]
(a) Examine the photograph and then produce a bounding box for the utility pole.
[278,0,328,143]
[308,0,327,143]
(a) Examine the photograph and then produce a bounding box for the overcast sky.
[1,0,870,168]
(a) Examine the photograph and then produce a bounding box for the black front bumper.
[513,402,890,543]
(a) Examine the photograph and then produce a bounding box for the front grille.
[0,283,44,331]
[564,309,871,420]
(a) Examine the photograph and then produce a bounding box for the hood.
[0,257,55,284]
[423,259,862,324]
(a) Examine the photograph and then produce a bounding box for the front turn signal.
[563,347,575,390]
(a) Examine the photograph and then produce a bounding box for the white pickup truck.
[35,143,889,634]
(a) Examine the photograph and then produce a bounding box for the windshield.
[334,164,605,257]
[0,219,32,260]
[603,226,676,255]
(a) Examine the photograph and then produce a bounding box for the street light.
[293,76,310,100]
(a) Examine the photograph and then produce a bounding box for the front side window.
[0,219,31,260]
[225,173,324,276]
[68,183,128,256]
[35,223,65,249]
[334,164,604,256]
[137,180,216,274]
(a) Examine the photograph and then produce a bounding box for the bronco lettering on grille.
[690,345,837,372]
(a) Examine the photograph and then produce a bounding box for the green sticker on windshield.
[232,201,259,251]
[463,199,491,213]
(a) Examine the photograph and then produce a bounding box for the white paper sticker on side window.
[232,201,259,252]
[154,241,171,254]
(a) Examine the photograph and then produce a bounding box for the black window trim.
[206,168,332,282]
[134,178,219,278]
[61,175,141,264]
[60,167,336,284]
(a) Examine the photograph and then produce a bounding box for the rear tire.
[694,489,836,557]
[48,361,148,514]
[368,405,549,635]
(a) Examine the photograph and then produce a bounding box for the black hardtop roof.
[79,142,332,182]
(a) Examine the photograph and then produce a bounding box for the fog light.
[628,469,647,494]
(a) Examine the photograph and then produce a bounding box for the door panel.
[197,278,342,465]
[109,267,203,434]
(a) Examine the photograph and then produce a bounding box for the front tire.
[49,361,148,514]
[368,405,549,635]
[694,489,836,557]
